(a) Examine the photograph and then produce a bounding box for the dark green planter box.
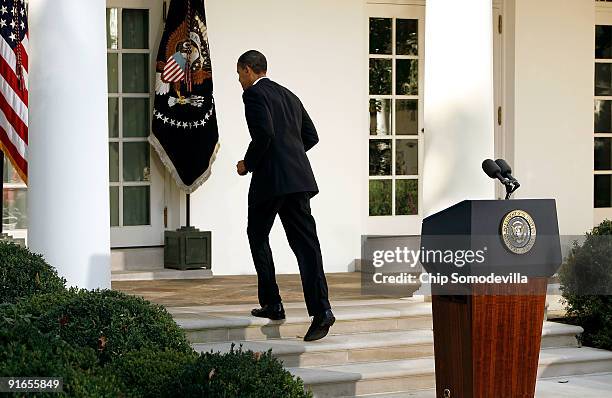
[164,227,211,270]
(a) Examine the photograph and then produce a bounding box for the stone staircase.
[169,298,612,398]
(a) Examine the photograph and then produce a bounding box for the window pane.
[396,139,418,175]
[122,9,149,49]
[596,63,612,96]
[123,142,150,182]
[369,59,392,95]
[369,139,392,176]
[596,25,612,59]
[369,18,392,55]
[3,157,23,184]
[3,188,27,230]
[396,59,418,95]
[123,53,149,93]
[110,186,119,227]
[106,8,119,49]
[369,99,391,135]
[595,100,612,133]
[108,98,119,138]
[396,19,418,56]
[396,99,418,135]
[596,138,612,170]
[595,175,612,208]
[123,186,150,226]
[109,142,119,182]
[369,180,392,216]
[107,53,119,93]
[396,179,418,215]
[123,98,150,137]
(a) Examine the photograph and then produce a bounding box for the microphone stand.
[503,179,520,200]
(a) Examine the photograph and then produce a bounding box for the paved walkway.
[112,272,389,307]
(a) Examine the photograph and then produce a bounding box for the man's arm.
[243,89,275,172]
[301,102,319,152]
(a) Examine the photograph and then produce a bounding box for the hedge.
[0,242,66,304]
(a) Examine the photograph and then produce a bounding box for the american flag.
[162,52,187,83]
[0,0,28,184]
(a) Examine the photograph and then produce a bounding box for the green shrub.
[559,219,612,350]
[0,313,126,397]
[0,288,192,363]
[0,242,66,304]
[164,344,312,398]
[107,349,197,398]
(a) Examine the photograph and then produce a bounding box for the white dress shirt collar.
[253,76,268,86]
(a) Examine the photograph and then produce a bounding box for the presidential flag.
[150,0,219,193]
[0,0,28,184]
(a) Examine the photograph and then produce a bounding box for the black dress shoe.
[251,303,285,320]
[304,309,335,342]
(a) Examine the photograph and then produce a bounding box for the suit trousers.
[247,191,331,316]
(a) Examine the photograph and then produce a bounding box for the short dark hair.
[237,50,267,74]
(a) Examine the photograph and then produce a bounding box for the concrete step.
[289,348,612,398]
[193,322,582,367]
[111,267,212,281]
[354,372,612,397]
[173,298,433,343]
[111,247,164,271]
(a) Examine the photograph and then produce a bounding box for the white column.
[28,0,110,289]
[423,0,496,217]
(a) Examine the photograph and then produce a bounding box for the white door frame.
[366,3,426,236]
[107,0,166,247]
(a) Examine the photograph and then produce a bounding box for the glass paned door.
[2,157,27,243]
[595,11,612,225]
[367,4,424,236]
[107,0,164,247]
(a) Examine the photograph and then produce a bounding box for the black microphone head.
[482,159,501,179]
[495,159,512,177]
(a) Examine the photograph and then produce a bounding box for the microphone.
[495,159,519,185]
[483,158,520,199]
[482,159,510,185]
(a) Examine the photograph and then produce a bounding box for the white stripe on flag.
[0,72,28,125]
[0,109,27,160]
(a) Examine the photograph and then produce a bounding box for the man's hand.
[237,160,248,176]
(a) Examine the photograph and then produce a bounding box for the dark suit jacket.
[242,78,319,205]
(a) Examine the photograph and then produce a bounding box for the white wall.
[423,0,496,218]
[508,0,594,235]
[189,0,366,275]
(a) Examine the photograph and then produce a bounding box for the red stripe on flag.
[0,55,28,105]
[0,92,28,144]
[0,125,27,183]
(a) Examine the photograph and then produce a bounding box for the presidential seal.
[500,210,536,254]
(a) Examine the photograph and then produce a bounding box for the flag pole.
[0,150,4,234]
[186,193,190,227]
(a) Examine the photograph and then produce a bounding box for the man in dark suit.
[236,50,334,342]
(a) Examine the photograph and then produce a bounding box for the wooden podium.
[421,200,562,398]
